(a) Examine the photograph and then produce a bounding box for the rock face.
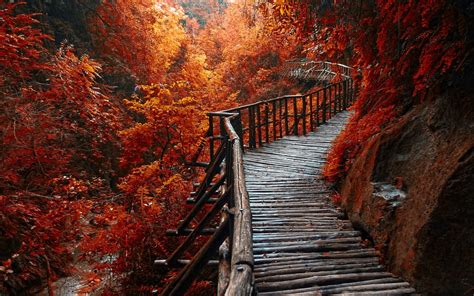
[338,84,474,294]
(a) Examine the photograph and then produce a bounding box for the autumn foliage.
[1,0,300,294]
[0,2,120,292]
[260,0,470,182]
[2,0,468,294]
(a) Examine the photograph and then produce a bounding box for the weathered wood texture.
[244,111,416,295]
[224,116,255,295]
[159,62,414,296]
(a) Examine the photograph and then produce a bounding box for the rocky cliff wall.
[338,77,474,295]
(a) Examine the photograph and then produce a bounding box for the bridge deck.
[244,112,415,295]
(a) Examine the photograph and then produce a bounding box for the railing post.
[219,115,226,140]
[339,83,343,112]
[327,87,331,120]
[337,83,340,112]
[256,104,262,147]
[209,114,214,162]
[309,94,314,132]
[322,88,327,124]
[235,112,244,152]
[343,80,348,110]
[316,91,320,126]
[249,106,256,149]
[265,103,270,143]
[278,99,283,138]
[293,96,298,135]
[272,100,277,141]
[284,98,289,135]
[302,95,307,135]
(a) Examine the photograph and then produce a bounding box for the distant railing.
[156,62,357,296]
[207,77,356,159]
[281,59,353,82]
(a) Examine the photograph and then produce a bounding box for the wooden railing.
[207,77,356,160]
[156,62,357,296]
[281,59,353,82]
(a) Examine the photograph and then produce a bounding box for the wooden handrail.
[158,61,357,296]
[222,116,254,295]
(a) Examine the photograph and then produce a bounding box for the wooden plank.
[256,272,395,292]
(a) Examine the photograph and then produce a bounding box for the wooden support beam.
[186,197,218,204]
[160,217,230,296]
[176,173,226,233]
[154,259,219,266]
[187,161,209,168]
[167,190,230,266]
[166,228,216,236]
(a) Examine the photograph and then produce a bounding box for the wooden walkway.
[244,112,416,295]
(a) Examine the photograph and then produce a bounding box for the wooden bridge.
[156,62,416,295]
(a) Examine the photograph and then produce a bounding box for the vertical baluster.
[265,103,269,143]
[249,106,256,149]
[322,88,327,123]
[328,86,332,119]
[343,80,347,110]
[339,82,345,111]
[208,114,214,162]
[256,104,262,147]
[302,95,307,135]
[337,84,340,112]
[219,115,225,141]
[236,110,244,151]
[272,100,277,141]
[293,96,298,135]
[279,99,283,138]
[284,97,289,135]
[316,91,320,126]
[309,94,314,132]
